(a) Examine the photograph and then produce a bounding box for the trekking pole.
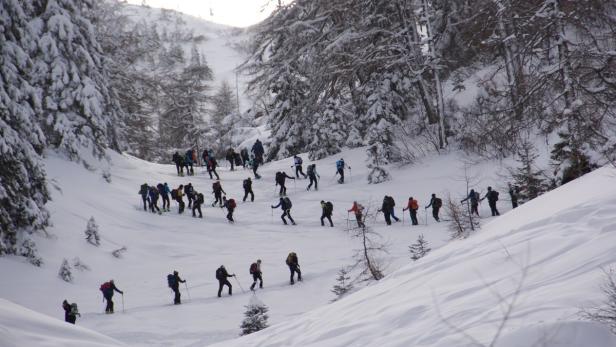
[402,211,405,226]
[233,275,246,293]
[184,282,191,302]
[425,209,428,226]
[349,167,352,183]
[121,294,125,313]
[347,212,350,230]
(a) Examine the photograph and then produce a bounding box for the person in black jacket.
[379,196,393,225]
[481,186,500,216]
[192,192,204,218]
[100,280,123,314]
[275,171,295,196]
[209,156,221,180]
[461,189,480,216]
[306,164,319,191]
[170,271,186,304]
[286,252,302,285]
[62,300,77,324]
[185,183,195,209]
[249,259,263,291]
[212,180,226,207]
[215,265,235,297]
[320,200,334,227]
[425,193,441,222]
[272,197,296,225]
[240,148,250,168]
[243,178,254,202]
[172,152,183,176]
[139,183,149,211]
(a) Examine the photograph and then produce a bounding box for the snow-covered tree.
[240,296,269,336]
[308,100,349,160]
[84,217,100,246]
[331,267,354,301]
[409,234,431,261]
[209,80,237,156]
[446,195,479,239]
[58,258,73,282]
[510,141,549,203]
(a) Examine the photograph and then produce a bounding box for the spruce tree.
[209,80,237,156]
[510,141,548,203]
[240,296,269,336]
[408,234,431,261]
[331,267,354,301]
[58,259,73,282]
[308,100,348,160]
[550,132,593,185]
[85,217,100,246]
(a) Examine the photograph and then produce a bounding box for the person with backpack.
[100,280,123,314]
[271,196,296,225]
[215,265,235,297]
[425,193,442,222]
[226,148,236,171]
[240,148,250,169]
[243,177,254,202]
[509,184,519,209]
[202,150,213,179]
[335,158,349,184]
[293,155,307,179]
[167,270,186,305]
[174,185,185,214]
[402,197,419,225]
[285,252,302,285]
[320,200,334,227]
[185,183,195,209]
[251,155,261,179]
[481,186,500,216]
[249,259,263,291]
[192,191,204,218]
[148,186,161,215]
[222,196,236,223]
[172,151,183,176]
[275,171,295,196]
[209,156,221,180]
[252,139,265,165]
[212,180,226,207]
[157,183,170,212]
[306,164,320,191]
[62,300,79,324]
[138,183,149,211]
[387,196,400,223]
[461,189,480,216]
[348,201,365,228]
[185,150,194,176]
[378,196,394,225]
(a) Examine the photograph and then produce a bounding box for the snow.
[0,147,615,346]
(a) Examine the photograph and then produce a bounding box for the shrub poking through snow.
[331,267,354,301]
[85,217,100,246]
[72,257,90,271]
[58,259,73,283]
[446,195,479,239]
[349,204,386,281]
[240,296,269,336]
[19,239,43,267]
[112,246,127,258]
[409,234,431,261]
[583,268,616,333]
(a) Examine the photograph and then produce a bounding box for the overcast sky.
[126,0,283,28]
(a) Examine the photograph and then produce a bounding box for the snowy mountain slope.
[212,165,616,347]
[0,299,123,347]
[0,147,512,346]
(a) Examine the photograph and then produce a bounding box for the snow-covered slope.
[213,165,616,347]
[0,299,123,347]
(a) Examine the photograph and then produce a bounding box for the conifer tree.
[510,141,548,203]
[58,259,73,282]
[331,267,354,301]
[240,296,269,336]
[409,234,431,261]
[85,217,101,246]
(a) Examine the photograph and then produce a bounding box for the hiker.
[215,265,235,297]
[348,201,365,228]
[285,252,302,285]
[138,183,149,211]
[192,191,204,218]
[222,196,236,223]
[226,148,236,171]
[157,183,171,212]
[293,155,308,179]
[425,194,442,222]
[62,300,79,324]
[185,149,194,176]
[243,177,254,202]
[172,151,183,176]
[167,271,186,305]
[461,189,480,216]
[387,196,400,223]
[275,171,295,196]
[335,158,349,184]
[212,180,226,207]
[252,139,265,165]
[481,186,500,216]
[173,185,185,214]
[320,200,334,227]
[100,280,123,314]
[249,259,263,291]
[251,155,261,179]
[509,184,519,209]
[271,196,296,225]
[148,186,161,214]
[379,196,393,225]
[402,197,419,225]
[185,183,195,209]
[202,150,213,179]
[306,164,320,191]
[240,148,250,168]
[208,155,221,180]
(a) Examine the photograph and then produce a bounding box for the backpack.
[215,268,224,280]
[387,196,395,207]
[139,184,148,195]
[336,160,344,169]
[410,199,419,210]
[357,203,365,212]
[213,182,221,192]
[307,165,314,175]
[286,252,296,266]
[325,201,333,214]
[100,282,112,296]
[171,189,178,200]
[493,191,499,201]
[283,197,292,209]
[228,199,236,209]
[249,263,258,274]
[167,274,176,288]
[295,157,303,165]
[197,193,204,204]
[275,172,283,184]
[243,179,250,189]
[433,198,442,209]
[70,303,79,316]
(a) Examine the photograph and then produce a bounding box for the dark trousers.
[511,199,518,209]
[337,168,344,183]
[279,184,287,196]
[213,193,222,206]
[150,198,160,213]
[355,213,365,228]
[218,279,232,297]
[307,175,318,190]
[105,296,114,313]
[243,189,254,202]
[390,208,400,222]
[211,168,220,180]
[281,210,295,225]
[226,208,234,222]
[321,213,333,227]
[206,165,213,179]
[250,273,263,290]
[410,209,418,225]
[253,163,260,178]
[432,207,440,221]
[177,198,185,214]
[289,265,301,284]
[173,286,181,304]
[141,195,148,211]
[192,203,202,218]
[383,211,392,225]
[489,201,500,216]
[175,163,181,175]
[295,165,307,178]
[162,195,170,209]
[471,203,479,216]
[228,159,234,171]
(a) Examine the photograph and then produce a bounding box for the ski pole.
[233,275,246,293]
[347,211,350,230]
[349,167,352,183]
[425,209,428,226]
[402,211,405,226]
[184,282,191,302]
[121,294,125,313]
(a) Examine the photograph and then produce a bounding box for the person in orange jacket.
[348,201,365,228]
[402,197,419,225]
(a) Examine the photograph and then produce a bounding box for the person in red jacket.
[348,201,365,228]
[402,197,419,225]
